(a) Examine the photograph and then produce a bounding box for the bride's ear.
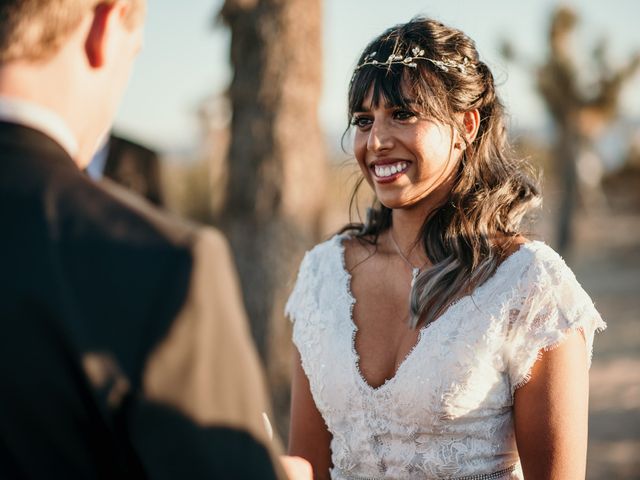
[462,109,480,144]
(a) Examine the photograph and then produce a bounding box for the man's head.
[0,0,146,167]
[0,0,144,63]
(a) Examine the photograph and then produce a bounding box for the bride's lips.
[370,160,410,184]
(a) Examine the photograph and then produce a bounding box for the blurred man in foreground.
[0,0,308,477]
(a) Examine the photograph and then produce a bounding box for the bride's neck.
[389,208,429,265]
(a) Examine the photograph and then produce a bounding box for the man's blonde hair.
[0,0,144,63]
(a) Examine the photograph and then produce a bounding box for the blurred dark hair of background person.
[87,132,165,207]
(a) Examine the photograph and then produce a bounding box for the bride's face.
[351,88,463,211]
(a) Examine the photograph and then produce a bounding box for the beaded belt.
[454,464,516,480]
[339,463,516,480]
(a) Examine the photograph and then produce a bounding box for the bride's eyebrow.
[353,96,419,113]
[353,99,380,112]
[384,98,419,108]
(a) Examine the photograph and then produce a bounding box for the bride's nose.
[367,121,393,153]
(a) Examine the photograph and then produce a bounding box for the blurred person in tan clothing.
[0,0,309,477]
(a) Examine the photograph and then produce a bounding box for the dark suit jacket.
[0,122,284,479]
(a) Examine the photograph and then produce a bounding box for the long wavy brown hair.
[341,17,541,328]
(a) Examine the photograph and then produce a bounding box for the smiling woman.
[342,17,537,329]
[286,16,605,480]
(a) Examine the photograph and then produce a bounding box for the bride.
[285,17,605,480]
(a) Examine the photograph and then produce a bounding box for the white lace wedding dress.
[286,234,605,480]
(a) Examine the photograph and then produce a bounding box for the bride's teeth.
[374,162,408,178]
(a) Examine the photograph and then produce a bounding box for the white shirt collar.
[86,135,111,180]
[0,96,79,158]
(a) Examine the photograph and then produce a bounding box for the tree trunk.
[555,125,580,254]
[219,0,327,438]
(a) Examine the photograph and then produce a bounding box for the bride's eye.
[393,109,417,121]
[351,115,373,129]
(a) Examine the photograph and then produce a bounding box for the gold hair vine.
[356,46,474,74]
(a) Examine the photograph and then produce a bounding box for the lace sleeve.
[506,249,606,395]
[284,250,316,325]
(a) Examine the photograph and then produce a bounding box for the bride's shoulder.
[308,233,345,258]
[294,233,347,276]
[298,231,378,277]
[341,232,378,273]
[497,235,552,269]
[496,236,574,290]
[286,234,352,315]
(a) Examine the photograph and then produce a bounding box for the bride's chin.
[379,192,443,214]
[378,198,415,211]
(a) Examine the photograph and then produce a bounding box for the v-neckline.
[335,234,539,393]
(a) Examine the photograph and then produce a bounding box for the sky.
[114,0,640,154]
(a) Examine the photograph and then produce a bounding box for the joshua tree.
[218,0,327,433]
[502,6,640,252]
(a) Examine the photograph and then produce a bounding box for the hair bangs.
[349,60,450,125]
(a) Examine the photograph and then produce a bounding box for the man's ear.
[85,1,125,68]
[462,109,480,144]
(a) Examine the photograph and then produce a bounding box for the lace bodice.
[285,235,605,480]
